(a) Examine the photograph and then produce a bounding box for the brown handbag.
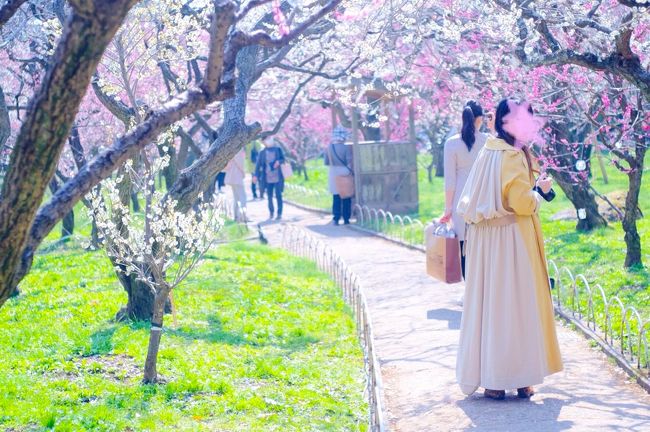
[425,223,462,284]
[335,175,355,199]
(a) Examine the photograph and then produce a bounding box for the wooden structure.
[335,83,419,214]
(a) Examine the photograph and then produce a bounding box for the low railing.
[549,260,649,389]
[354,204,426,249]
[281,225,386,432]
[282,187,650,388]
[283,183,330,213]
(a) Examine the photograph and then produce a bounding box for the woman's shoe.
[517,387,535,398]
[484,389,505,400]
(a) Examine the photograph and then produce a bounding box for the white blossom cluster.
[88,156,223,291]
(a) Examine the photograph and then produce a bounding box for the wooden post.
[408,99,416,144]
[408,100,419,213]
[351,106,362,208]
[383,98,391,142]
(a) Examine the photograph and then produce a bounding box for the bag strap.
[330,144,353,175]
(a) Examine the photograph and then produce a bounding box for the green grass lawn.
[287,153,650,318]
[0,240,368,431]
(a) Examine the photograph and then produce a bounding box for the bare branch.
[259,67,321,139]
[617,0,650,7]
[0,0,28,28]
[227,0,341,60]
[201,1,237,96]
[91,76,135,126]
[276,56,359,80]
[235,0,272,22]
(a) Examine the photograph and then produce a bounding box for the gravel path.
[246,198,650,432]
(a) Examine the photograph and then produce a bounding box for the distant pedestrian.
[324,126,353,225]
[254,140,285,220]
[216,171,226,194]
[250,143,260,199]
[224,148,248,222]
[438,100,487,279]
[455,98,562,400]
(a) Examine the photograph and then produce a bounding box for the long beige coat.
[455,137,562,393]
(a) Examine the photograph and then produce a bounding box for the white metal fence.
[280,224,387,431]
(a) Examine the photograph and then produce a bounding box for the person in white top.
[439,100,488,279]
[224,148,248,222]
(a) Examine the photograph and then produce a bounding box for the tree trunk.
[158,140,178,190]
[130,191,140,212]
[622,142,646,268]
[433,143,444,178]
[0,0,138,306]
[61,208,74,238]
[142,286,169,384]
[302,165,309,181]
[48,177,75,239]
[426,157,434,183]
[545,121,607,231]
[554,177,608,231]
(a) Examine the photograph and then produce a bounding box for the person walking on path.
[455,98,562,400]
[254,139,286,220]
[250,143,260,199]
[224,148,248,222]
[439,100,487,278]
[324,126,354,225]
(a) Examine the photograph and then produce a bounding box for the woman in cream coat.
[455,99,562,400]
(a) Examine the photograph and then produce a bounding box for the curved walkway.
[246,198,650,431]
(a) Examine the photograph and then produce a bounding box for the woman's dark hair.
[495,99,515,146]
[495,98,536,173]
[495,98,535,147]
[461,100,483,151]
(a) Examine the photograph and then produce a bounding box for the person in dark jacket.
[254,140,285,220]
[250,143,261,199]
[324,126,354,225]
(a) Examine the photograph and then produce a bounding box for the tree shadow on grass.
[84,325,118,356]
[165,315,319,352]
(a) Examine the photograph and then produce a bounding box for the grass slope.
[0,241,368,431]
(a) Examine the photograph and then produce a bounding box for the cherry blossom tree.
[0,0,344,309]
[90,154,223,383]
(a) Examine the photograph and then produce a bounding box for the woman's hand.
[274,161,280,168]
[536,172,553,194]
[252,176,258,184]
[438,210,452,224]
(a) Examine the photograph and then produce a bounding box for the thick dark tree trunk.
[554,177,608,231]
[545,121,607,231]
[622,143,646,268]
[0,0,138,306]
